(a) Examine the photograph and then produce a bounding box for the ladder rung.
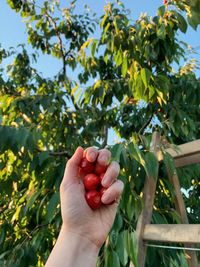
[143,224,200,243]
[165,139,200,167]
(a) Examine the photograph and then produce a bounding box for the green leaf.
[116,231,128,266]
[26,189,42,212]
[120,146,129,168]
[121,57,128,77]
[0,250,11,260]
[187,11,200,30]
[163,152,175,177]
[101,13,108,28]
[105,250,120,267]
[112,213,123,231]
[90,40,98,58]
[128,143,145,167]
[124,230,138,267]
[157,5,166,16]
[114,49,123,67]
[126,194,134,220]
[111,143,123,163]
[46,192,60,223]
[38,151,49,166]
[104,22,111,33]
[141,68,151,88]
[144,152,159,180]
[135,74,145,99]
[176,13,188,33]
[109,230,118,248]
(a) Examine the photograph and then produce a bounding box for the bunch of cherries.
[79,156,114,210]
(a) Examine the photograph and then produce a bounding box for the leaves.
[163,152,175,177]
[144,152,159,180]
[141,68,152,88]
[176,13,188,33]
[124,230,138,267]
[46,192,60,223]
[1,1,200,267]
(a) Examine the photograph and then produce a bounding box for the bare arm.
[45,146,124,267]
[45,226,99,267]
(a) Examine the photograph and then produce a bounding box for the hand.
[60,146,124,250]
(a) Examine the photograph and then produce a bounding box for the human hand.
[60,146,124,250]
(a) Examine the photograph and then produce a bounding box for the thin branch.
[44,11,66,74]
[36,147,71,159]
[49,151,71,159]
[101,126,108,148]
[44,11,80,111]
[138,112,154,135]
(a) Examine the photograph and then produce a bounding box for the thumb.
[62,146,84,185]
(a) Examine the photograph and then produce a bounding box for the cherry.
[95,163,107,175]
[99,186,107,197]
[83,173,101,191]
[79,157,95,176]
[79,153,115,209]
[85,190,101,210]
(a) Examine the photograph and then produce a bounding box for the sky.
[0,0,200,77]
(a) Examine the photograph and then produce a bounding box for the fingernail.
[89,152,96,161]
[101,192,111,204]
[100,155,108,164]
[102,176,109,188]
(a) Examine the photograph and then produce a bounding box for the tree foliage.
[0,0,200,266]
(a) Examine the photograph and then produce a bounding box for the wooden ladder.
[136,132,200,267]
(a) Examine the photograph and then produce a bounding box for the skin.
[45,146,124,267]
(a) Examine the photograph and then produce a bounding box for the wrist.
[45,224,99,267]
[60,224,100,255]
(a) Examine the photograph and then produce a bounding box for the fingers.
[62,146,84,185]
[101,180,124,205]
[97,148,111,165]
[101,161,120,188]
[84,147,111,165]
[84,147,98,162]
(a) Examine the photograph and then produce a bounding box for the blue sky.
[0,0,199,77]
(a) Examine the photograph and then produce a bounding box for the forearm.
[45,225,99,267]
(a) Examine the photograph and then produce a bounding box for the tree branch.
[49,151,71,159]
[44,11,80,111]
[36,148,71,159]
[138,112,154,135]
[101,125,108,148]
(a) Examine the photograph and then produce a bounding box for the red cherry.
[83,173,101,191]
[85,190,101,209]
[95,163,107,175]
[79,157,95,176]
[99,186,107,197]
[163,0,168,5]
